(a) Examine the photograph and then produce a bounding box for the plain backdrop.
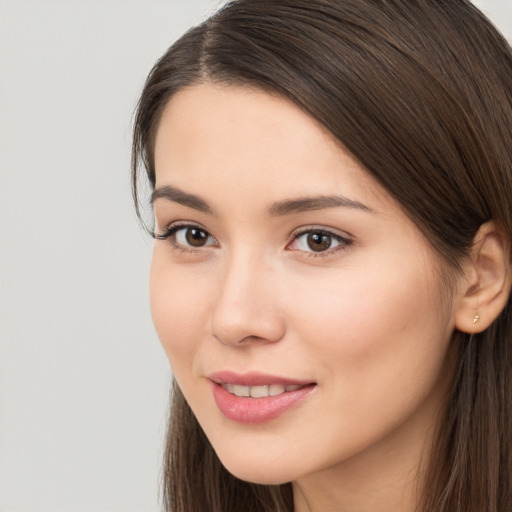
[0,1,510,511]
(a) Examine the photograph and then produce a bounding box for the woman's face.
[150,83,460,487]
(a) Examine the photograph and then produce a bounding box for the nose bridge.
[210,245,284,346]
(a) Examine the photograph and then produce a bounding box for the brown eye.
[155,224,217,249]
[185,227,209,247]
[307,231,334,252]
[287,228,351,256]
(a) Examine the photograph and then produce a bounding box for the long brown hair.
[132,1,512,510]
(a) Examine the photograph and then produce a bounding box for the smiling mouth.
[221,383,308,398]
[211,375,317,423]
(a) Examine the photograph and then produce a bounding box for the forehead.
[153,83,388,211]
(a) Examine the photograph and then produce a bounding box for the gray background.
[0,1,510,511]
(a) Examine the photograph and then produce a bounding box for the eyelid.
[289,225,353,243]
[155,220,207,237]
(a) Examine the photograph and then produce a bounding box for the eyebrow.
[151,185,373,216]
[151,185,214,214]
[268,195,374,216]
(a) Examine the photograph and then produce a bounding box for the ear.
[454,221,512,334]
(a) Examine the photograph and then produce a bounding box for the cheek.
[149,254,211,368]
[278,262,455,464]
[288,259,452,400]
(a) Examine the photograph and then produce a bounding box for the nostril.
[210,305,286,347]
[213,331,285,348]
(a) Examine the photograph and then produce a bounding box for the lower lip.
[211,382,316,424]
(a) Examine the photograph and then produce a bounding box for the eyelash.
[287,227,353,258]
[154,223,353,258]
[154,223,218,254]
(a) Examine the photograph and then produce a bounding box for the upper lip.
[208,370,315,387]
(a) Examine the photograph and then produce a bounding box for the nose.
[210,250,286,347]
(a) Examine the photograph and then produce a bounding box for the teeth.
[269,384,285,396]
[223,383,305,398]
[250,385,269,398]
[233,385,250,397]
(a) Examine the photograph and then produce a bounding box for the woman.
[132,1,512,511]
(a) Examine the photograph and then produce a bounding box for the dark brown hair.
[132,1,512,510]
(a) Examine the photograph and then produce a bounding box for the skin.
[150,83,465,512]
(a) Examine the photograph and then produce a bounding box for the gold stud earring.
[473,313,480,324]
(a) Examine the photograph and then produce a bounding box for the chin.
[216,452,299,486]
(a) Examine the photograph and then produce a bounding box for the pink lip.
[209,371,316,424]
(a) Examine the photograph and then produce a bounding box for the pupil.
[307,231,331,252]
[186,228,207,247]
